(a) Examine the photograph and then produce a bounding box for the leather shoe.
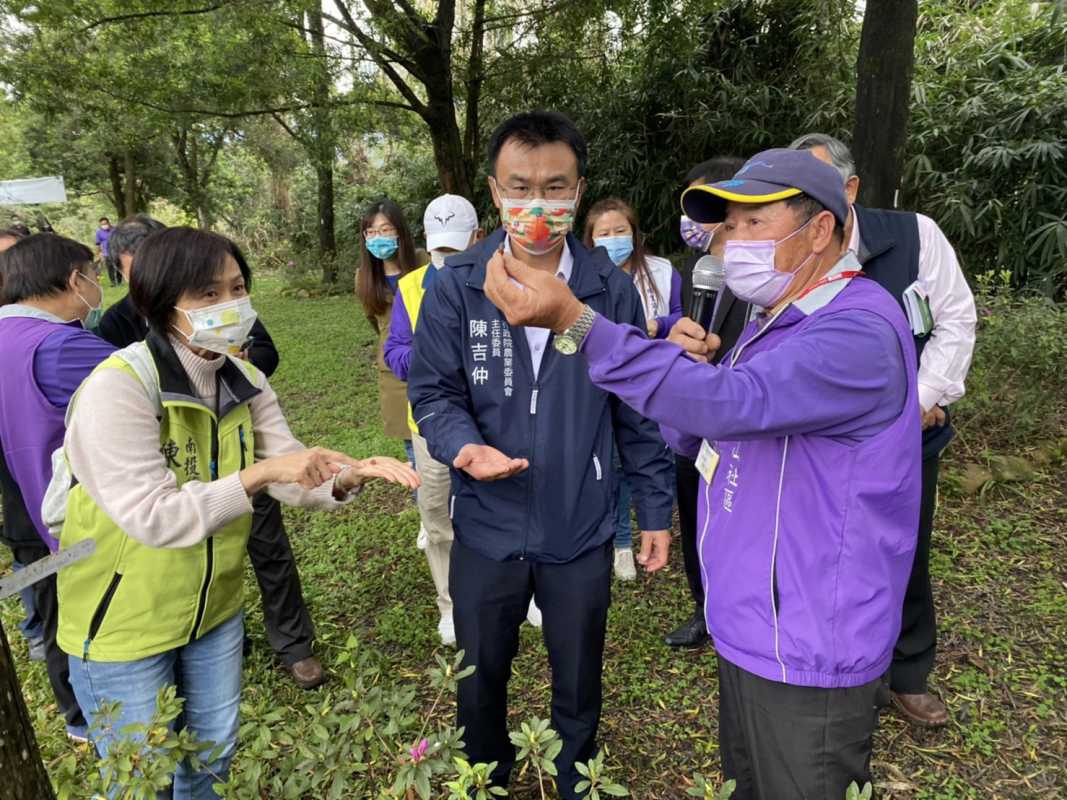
[288,656,327,690]
[665,612,709,648]
[890,691,949,727]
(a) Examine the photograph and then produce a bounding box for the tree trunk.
[123,150,137,220]
[427,110,472,199]
[852,0,918,209]
[307,4,338,284]
[107,155,127,219]
[0,619,56,799]
[316,162,336,284]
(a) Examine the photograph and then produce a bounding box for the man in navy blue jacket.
[408,111,674,799]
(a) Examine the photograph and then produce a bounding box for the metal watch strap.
[562,304,596,349]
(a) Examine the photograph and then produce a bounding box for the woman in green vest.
[354,198,422,467]
[58,227,418,799]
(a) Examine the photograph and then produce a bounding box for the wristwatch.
[553,304,597,355]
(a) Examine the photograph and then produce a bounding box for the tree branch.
[329,4,428,116]
[79,2,234,33]
[92,85,415,119]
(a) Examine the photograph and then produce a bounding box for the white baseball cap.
[424,194,479,252]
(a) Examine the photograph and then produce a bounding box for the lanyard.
[794,270,863,302]
[729,271,862,367]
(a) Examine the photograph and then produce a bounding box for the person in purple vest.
[0,233,116,742]
[481,149,922,798]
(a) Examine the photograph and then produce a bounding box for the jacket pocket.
[87,572,123,642]
[592,454,603,481]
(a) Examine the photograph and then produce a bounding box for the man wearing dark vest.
[791,133,977,727]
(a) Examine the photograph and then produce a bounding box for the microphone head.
[692,254,725,292]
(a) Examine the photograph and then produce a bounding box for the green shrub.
[952,272,1067,457]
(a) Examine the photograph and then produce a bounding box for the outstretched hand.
[483,248,584,333]
[341,456,420,491]
[454,443,529,481]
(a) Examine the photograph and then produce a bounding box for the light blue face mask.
[366,236,399,261]
[594,235,634,266]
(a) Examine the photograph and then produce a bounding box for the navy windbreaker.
[407,229,675,564]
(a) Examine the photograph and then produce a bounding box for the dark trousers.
[891,455,940,693]
[246,492,315,665]
[675,454,704,611]
[11,541,86,729]
[104,257,122,286]
[450,538,612,800]
[718,657,886,800]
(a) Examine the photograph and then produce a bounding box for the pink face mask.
[723,217,815,308]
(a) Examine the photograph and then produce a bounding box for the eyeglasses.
[365,226,398,238]
[491,177,580,203]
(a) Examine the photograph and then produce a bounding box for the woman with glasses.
[355,199,423,467]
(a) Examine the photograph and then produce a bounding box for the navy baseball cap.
[681,148,848,226]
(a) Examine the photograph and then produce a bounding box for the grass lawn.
[2,274,1065,798]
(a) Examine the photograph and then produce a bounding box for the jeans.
[69,612,244,800]
[12,559,45,641]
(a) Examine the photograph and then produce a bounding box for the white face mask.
[430,250,448,269]
[174,297,258,356]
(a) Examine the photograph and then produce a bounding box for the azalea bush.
[51,638,630,800]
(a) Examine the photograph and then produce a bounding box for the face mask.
[680,215,714,252]
[74,272,103,329]
[594,235,634,266]
[174,297,258,356]
[366,236,399,261]
[723,217,816,308]
[430,250,448,269]
[497,185,579,256]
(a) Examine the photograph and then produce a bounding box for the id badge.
[696,439,720,484]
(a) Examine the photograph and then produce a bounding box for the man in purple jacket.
[0,233,115,742]
[483,149,921,798]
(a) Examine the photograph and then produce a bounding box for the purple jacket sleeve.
[653,270,683,340]
[580,309,907,444]
[34,328,116,407]
[383,291,414,381]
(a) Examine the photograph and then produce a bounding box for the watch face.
[554,335,578,355]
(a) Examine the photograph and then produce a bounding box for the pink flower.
[410,738,429,763]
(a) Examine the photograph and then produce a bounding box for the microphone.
[689,254,725,332]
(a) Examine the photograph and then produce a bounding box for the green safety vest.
[57,335,261,662]
[398,264,431,435]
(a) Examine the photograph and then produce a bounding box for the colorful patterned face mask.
[496,189,579,256]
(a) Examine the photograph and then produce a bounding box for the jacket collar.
[146,329,261,418]
[0,303,80,326]
[457,228,613,301]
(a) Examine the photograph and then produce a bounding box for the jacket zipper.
[521,381,540,559]
[190,417,220,642]
[83,572,123,658]
[770,436,790,682]
[592,453,602,481]
[238,424,247,469]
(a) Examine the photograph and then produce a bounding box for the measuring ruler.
[0,539,96,599]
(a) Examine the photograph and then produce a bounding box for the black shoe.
[665,612,709,648]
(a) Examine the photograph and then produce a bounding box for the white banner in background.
[0,176,67,205]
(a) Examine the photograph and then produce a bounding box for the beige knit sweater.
[65,338,345,549]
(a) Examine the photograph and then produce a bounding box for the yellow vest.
[398,265,432,434]
[57,341,260,662]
